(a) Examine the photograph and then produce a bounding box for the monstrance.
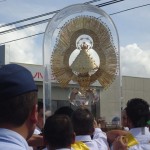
[43,4,120,106]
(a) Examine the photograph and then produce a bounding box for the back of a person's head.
[38,101,43,112]
[126,98,150,127]
[71,106,94,135]
[44,114,74,149]
[54,106,74,118]
[0,64,37,126]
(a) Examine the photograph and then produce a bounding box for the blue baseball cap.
[0,64,38,99]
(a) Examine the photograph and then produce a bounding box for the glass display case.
[43,3,120,124]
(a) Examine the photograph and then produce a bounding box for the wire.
[96,0,125,7]
[110,3,150,15]
[0,18,49,35]
[0,0,102,28]
[1,2,150,45]
[0,0,126,35]
[85,0,102,4]
[0,10,58,28]
[0,32,44,45]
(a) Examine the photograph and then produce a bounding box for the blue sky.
[0,0,150,78]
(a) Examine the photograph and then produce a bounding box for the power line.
[1,2,149,45]
[0,0,126,35]
[0,18,49,35]
[0,10,58,28]
[0,0,102,28]
[85,0,102,4]
[0,32,44,45]
[110,3,150,15]
[96,0,125,7]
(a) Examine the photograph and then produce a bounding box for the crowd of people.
[0,64,150,150]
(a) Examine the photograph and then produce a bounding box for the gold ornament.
[51,16,118,90]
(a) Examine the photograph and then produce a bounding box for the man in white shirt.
[71,107,110,150]
[108,98,150,150]
[124,98,150,150]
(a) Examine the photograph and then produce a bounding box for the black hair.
[54,106,74,118]
[38,101,43,112]
[0,91,37,126]
[44,114,74,149]
[71,106,94,135]
[126,98,150,127]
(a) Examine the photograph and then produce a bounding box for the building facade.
[2,60,150,123]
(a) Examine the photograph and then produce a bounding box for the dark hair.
[54,106,74,118]
[0,91,37,126]
[126,98,150,127]
[38,101,43,112]
[44,114,74,149]
[71,106,94,135]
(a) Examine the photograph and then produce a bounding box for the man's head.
[43,114,75,149]
[54,106,74,118]
[0,64,38,139]
[126,98,150,128]
[71,106,94,135]
[37,101,44,130]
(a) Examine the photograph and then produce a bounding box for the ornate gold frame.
[51,16,118,89]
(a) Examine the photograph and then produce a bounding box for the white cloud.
[2,24,150,79]
[0,24,45,65]
[121,43,150,78]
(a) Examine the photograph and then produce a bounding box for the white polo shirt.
[128,127,150,150]
[74,128,109,150]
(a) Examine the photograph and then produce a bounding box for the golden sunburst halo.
[51,16,119,89]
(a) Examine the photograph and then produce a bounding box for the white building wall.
[13,63,150,124]
[100,76,150,123]
[122,76,150,108]
[100,76,121,123]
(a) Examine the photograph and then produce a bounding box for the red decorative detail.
[33,72,43,79]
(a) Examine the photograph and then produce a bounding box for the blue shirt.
[0,128,30,150]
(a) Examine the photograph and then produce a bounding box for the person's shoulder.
[128,144,150,150]
[0,142,28,150]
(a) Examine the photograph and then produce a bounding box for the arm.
[27,134,44,147]
[93,127,110,150]
[106,130,129,145]
[112,136,128,150]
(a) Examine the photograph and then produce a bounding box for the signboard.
[15,63,101,87]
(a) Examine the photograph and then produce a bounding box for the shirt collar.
[56,148,71,150]
[75,135,92,142]
[0,128,29,149]
[130,127,149,136]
